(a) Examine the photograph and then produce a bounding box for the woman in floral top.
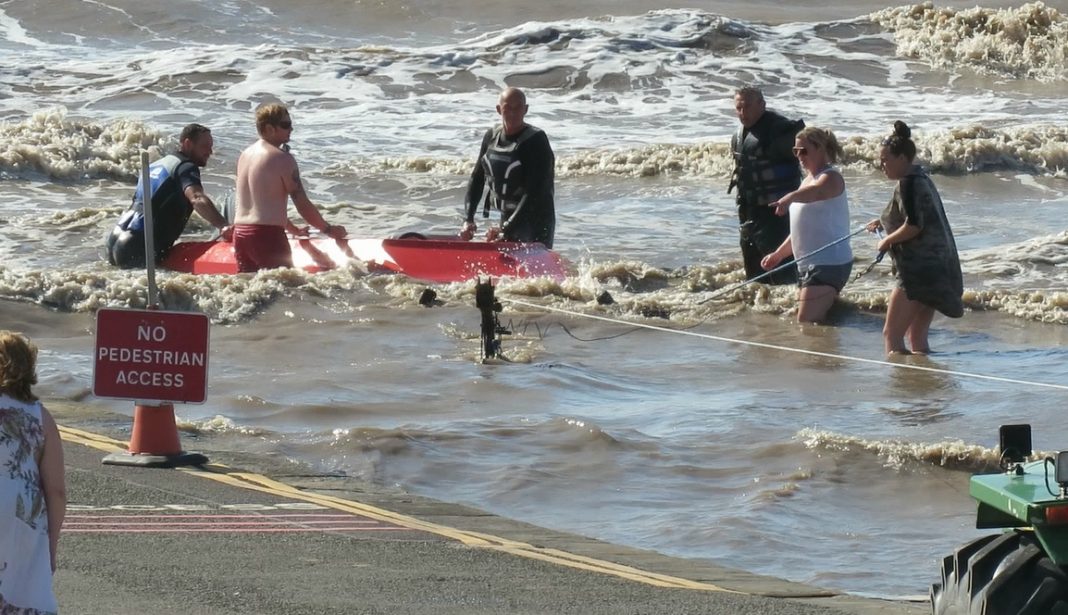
[0,331,66,615]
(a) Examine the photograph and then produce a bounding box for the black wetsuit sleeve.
[768,117,804,163]
[728,131,740,193]
[176,161,202,194]
[502,130,554,232]
[464,130,494,223]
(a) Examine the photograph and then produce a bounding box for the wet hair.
[796,126,844,164]
[734,86,765,104]
[179,123,211,144]
[255,103,290,135]
[882,120,917,161]
[0,330,38,403]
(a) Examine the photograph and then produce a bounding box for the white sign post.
[141,150,159,308]
[96,151,208,468]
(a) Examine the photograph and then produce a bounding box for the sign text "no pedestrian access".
[93,308,210,404]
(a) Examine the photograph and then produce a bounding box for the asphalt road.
[53,413,928,615]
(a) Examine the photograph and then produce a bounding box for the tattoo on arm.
[290,168,306,197]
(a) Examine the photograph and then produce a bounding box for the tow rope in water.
[503,298,1068,393]
[698,226,870,305]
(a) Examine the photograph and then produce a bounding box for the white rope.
[698,226,869,305]
[505,298,1068,393]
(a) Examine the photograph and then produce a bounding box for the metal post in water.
[475,278,503,360]
[140,151,159,309]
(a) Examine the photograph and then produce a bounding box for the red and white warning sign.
[93,308,209,404]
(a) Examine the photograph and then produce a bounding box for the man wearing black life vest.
[729,87,805,285]
[460,87,556,248]
[106,123,230,268]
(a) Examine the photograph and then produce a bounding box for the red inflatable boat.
[161,234,568,283]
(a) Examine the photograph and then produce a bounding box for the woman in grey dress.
[866,121,964,355]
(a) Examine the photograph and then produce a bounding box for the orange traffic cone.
[102,403,208,468]
[128,403,181,455]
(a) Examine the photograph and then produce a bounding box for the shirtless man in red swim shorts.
[233,103,347,272]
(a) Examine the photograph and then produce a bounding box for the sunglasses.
[792,146,809,156]
[276,120,293,130]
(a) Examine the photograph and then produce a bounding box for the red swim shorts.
[233,224,293,272]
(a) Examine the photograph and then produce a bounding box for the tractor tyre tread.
[931,531,1068,615]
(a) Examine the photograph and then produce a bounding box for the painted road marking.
[59,425,789,595]
[69,503,329,511]
[65,512,409,533]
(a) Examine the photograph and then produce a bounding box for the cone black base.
[102,450,209,468]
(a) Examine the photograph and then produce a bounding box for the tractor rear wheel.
[931,531,1068,614]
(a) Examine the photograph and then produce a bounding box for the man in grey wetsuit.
[460,87,556,248]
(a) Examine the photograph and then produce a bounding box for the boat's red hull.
[161,236,568,283]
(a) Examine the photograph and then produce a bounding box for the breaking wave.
[0,108,164,181]
[871,2,1068,81]
[369,122,1068,181]
[798,428,1004,472]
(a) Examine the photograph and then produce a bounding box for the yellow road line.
[192,469,494,546]
[222,471,739,591]
[59,426,126,451]
[59,424,744,593]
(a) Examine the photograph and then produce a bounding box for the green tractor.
[931,424,1068,614]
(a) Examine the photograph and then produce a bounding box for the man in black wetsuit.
[729,87,804,284]
[105,123,231,268]
[460,87,556,248]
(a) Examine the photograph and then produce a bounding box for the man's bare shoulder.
[238,141,263,165]
[244,140,294,167]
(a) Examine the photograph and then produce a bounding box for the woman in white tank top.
[760,127,853,323]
